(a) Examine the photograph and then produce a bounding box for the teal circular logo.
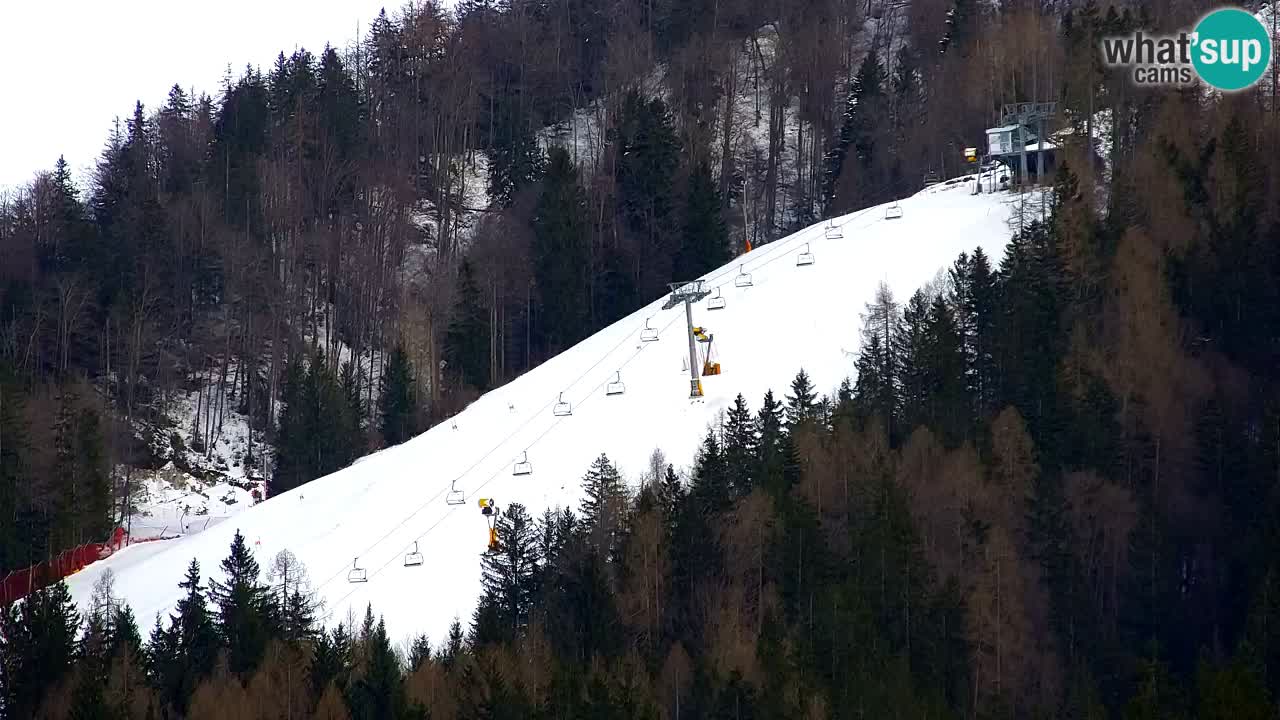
[1191,8,1272,91]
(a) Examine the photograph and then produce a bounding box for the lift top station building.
[986,102,1058,184]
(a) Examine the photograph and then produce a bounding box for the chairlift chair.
[824,219,843,239]
[734,265,753,288]
[404,541,424,567]
[513,451,532,476]
[640,317,659,342]
[446,479,466,506]
[796,243,815,267]
[606,371,626,396]
[347,557,368,583]
[552,392,572,416]
[884,202,903,220]
[707,287,726,310]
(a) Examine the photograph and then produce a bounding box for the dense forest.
[4,0,1280,717]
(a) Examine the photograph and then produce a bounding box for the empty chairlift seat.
[734,265,754,288]
[348,558,368,583]
[824,219,843,239]
[404,541,424,567]
[707,287,726,310]
[640,318,659,342]
[553,392,572,416]
[796,243,815,266]
[513,451,533,476]
[884,201,903,220]
[446,479,465,506]
[606,371,626,396]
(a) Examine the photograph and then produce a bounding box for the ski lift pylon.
[796,243,815,266]
[513,451,532,476]
[824,219,843,239]
[446,478,465,506]
[734,265,753,288]
[404,541,424,567]
[640,317,659,342]
[707,286,726,310]
[606,371,625,396]
[884,201,903,220]
[347,557,368,583]
[552,392,572,416]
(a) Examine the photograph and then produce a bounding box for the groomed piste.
[68,177,1034,644]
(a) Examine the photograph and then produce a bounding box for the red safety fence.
[1,527,127,607]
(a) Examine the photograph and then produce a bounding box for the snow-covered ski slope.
[68,179,1031,644]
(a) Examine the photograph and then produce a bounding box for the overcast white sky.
[0,0,401,192]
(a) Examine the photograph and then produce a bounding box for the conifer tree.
[580,453,626,551]
[613,90,680,289]
[439,619,465,671]
[340,360,365,441]
[350,611,406,720]
[896,290,931,433]
[0,580,80,718]
[723,394,757,497]
[532,147,590,351]
[487,102,544,208]
[444,258,491,391]
[308,623,353,706]
[756,390,787,492]
[271,356,308,496]
[209,530,274,678]
[825,50,886,211]
[477,503,540,643]
[784,368,819,428]
[159,559,219,714]
[676,161,730,279]
[408,634,432,672]
[923,294,970,444]
[379,344,418,446]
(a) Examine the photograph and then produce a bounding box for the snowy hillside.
[68,178,1037,645]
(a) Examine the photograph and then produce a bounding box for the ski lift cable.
[318,207,886,598]
[693,203,883,297]
[321,332,672,616]
[315,310,688,600]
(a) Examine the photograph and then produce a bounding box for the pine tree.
[895,290,931,434]
[340,360,365,443]
[272,355,308,496]
[209,530,274,678]
[477,503,541,643]
[923,294,970,444]
[756,390,787,494]
[379,344,418,446]
[532,147,590,351]
[825,49,886,212]
[723,394,757,497]
[613,90,680,294]
[580,453,626,549]
[444,258,491,391]
[308,623,353,706]
[784,368,819,429]
[161,559,219,714]
[350,612,406,720]
[487,101,545,207]
[676,161,730,279]
[439,619,465,671]
[407,634,432,672]
[0,580,80,718]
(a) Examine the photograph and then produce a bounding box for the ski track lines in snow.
[68,182,1021,644]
